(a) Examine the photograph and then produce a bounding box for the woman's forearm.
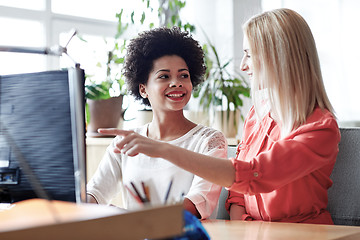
[98,128,236,187]
[160,142,236,187]
[229,204,246,220]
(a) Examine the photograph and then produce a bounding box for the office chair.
[216,146,236,220]
[327,127,360,226]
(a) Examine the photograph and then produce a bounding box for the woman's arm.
[229,204,246,220]
[98,128,236,187]
[87,193,98,203]
[183,198,201,218]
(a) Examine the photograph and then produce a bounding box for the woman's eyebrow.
[155,68,189,74]
[155,69,170,74]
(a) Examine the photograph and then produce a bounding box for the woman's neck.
[147,110,196,141]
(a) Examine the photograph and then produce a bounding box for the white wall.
[185,0,360,125]
[182,0,261,116]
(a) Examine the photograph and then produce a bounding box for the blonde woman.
[100,9,340,224]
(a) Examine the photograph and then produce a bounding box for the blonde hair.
[243,8,335,137]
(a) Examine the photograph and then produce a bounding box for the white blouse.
[87,124,227,219]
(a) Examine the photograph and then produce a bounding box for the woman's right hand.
[98,128,165,158]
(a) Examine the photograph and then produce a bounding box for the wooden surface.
[202,220,360,240]
[0,199,183,240]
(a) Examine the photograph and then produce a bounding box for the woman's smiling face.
[240,35,253,81]
[139,55,192,112]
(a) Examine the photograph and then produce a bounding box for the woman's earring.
[139,84,148,98]
[140,92,148,98]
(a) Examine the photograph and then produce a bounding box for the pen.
[164,178,173,204]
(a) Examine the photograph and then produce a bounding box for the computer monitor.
[0,66,87,204]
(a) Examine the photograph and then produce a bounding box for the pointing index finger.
[97,128,132,136]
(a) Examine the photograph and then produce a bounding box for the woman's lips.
[166,91,185,101]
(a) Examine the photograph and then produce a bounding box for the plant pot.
[211,110,242,139]
[135,109,153,126]
[86,96,124,137]
[183,110,209,126]
[122,109,153,129]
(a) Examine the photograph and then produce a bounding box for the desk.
[202,220,360,240]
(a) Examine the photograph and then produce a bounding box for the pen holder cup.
[171,210,210,240]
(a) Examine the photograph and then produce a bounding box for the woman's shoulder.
[287,107,341,151]
[191,124,226,140]
[306,107,338,128]
[183,125,227,155]
[191,125,228,149]
[294,107,339,136]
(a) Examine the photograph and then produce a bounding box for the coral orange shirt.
[226,106,340,224]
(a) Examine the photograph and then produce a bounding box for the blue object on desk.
[171,210,210,240]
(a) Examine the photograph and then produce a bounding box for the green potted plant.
[193,35,251,138]
[153,0,250,137]
[124,0,196,127]
[84,1,193,135]
[85,75,126,137]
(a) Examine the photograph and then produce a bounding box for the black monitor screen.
[0,67,86,204]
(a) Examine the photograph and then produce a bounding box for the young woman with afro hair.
[87,27,227,219]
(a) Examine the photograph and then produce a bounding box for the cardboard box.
[0,199,183,240]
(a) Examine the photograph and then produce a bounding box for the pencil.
[141,181,151,202]
[125,185,143,204]
[130,181,147,203]
[164,178,173,204]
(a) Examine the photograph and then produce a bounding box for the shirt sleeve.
[87,138,122,205]
[228,115,340,195]
[185,130,228,219]
[225,159,245,213]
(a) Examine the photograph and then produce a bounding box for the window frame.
[0,2,117,71]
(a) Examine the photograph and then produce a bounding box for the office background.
[0,0,359,126]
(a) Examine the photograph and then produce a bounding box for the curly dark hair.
[123,26,206,106]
